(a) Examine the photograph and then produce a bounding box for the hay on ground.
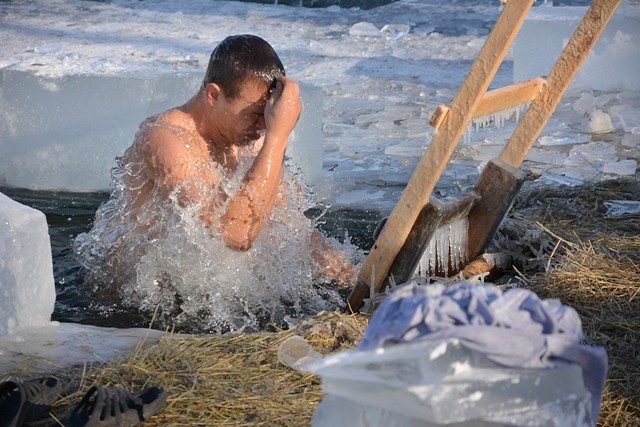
[16,178,640,426]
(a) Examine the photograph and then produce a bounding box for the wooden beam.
[430,77,545,131]
[500,0,622,168]
[347,0,535,313]
[475,77,544,119]
[466,158,524,262]
[429,105,449,130]
[383,192,478,287]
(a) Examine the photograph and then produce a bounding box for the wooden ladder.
[347,0,622,313]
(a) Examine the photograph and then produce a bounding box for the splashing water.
[414,216,469,277]
[74,117,360,333]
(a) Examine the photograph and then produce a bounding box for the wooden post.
[347,0,535,313]
[469,0,622,262]
[384,192,478,288]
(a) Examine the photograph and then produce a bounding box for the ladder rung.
[430,77,546,130]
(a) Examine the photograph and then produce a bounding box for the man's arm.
[219,77,301,251]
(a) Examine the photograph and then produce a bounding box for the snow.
[0,193,55,336]
[0,0,638,210]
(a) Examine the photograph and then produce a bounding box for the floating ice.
[538,133,590,147]
[572,92,598,115]
[526,148,567,165]
[602,159,637,176]
[380,24,411,41]
[384,143,426,158]
[617,102,640,134]
[0,193,55,336]
[565,142,618,166]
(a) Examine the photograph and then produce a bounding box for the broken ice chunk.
[602,159,637,176]
[604,200,640,217]
[538,134,590,147]
[349,22,380,37]
[526,148,567,165]
[381,24,411,41]
[572,92,598,115]
[617,103,640,134]
[565,142,617,166]
[586,110,614,134]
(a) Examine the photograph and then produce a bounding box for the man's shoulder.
[140,109,198,147]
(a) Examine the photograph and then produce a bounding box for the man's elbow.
[224,236,253,251]
[221,229,255,252]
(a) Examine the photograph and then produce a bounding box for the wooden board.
[347,0,535,313]
[430,77,546,131]
[466,158,524,262]
[347,193,478,312]
[383,192,478,286]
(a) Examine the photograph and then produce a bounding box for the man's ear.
[204,83,222,107]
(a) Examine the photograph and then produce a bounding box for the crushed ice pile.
[0,0,637,211]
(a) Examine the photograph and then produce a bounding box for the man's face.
[217,78,270,146]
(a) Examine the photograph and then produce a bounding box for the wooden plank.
[347,0,534,313]
[429,105,449,129]
[500,0,622,168]
[384,192,478,288]
[347,193,478,312]
[466,158,524,262]
[475,77,544,119]
[430,78,545,131]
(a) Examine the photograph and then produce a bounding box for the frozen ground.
[1,0,639,211]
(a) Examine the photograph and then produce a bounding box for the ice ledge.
[0,322,164,376]
[0,68,323,192]
[513,1,640,91]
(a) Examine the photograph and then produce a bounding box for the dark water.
[1,187,382,330]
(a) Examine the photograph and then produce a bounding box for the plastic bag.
[310,338,593,426]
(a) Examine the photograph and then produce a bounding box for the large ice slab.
[513,1,640,91]
[0,322,163,375]
[0,192,55,336]
[0,69,323,191]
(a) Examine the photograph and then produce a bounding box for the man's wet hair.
[203,34,285,99]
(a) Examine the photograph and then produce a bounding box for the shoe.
[0,377,61,427]
[53,385,167,427]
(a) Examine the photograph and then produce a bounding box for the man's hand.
[264,77,302,143]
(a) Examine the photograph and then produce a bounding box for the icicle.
[416,216,469,278]
[470,103,529,133]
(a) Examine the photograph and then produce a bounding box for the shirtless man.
[86,34,356,287]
